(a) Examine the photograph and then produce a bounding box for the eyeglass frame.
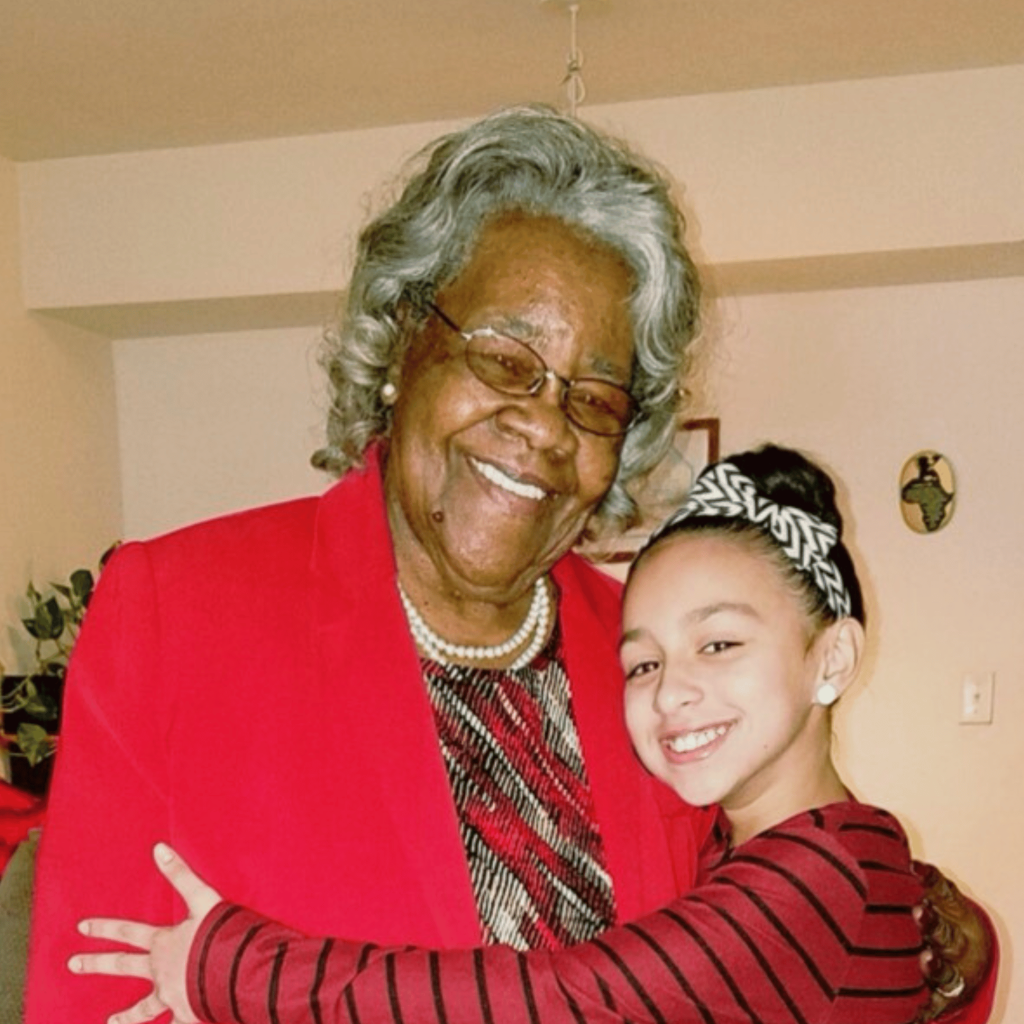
[425,301,637,437]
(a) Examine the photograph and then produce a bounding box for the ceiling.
[2,0,1022,162]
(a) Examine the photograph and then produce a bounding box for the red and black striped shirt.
[187,801,928,1024]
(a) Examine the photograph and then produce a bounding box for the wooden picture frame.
[577,417,720,577]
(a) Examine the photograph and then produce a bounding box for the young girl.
[72,445,934,1024]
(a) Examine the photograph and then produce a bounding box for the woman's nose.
[497,376,577,450]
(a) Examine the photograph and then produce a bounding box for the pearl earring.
[815,682,838,707]
[381,382,398,405]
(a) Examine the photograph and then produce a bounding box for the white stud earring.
[381,382,398,405]
[815,682,838,707]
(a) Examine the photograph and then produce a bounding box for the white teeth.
[666,724,729,754]
[472,458,546,501]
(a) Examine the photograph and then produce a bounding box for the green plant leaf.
[22,687,59,720]
[32,598,65,641]
[1,675,31,712]
[34,657,67,678]
[10,558,107,714]
[70,569,95,604]
[15,723,55,766]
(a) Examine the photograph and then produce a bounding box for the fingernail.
[154,842,173,863]
[77,920,91,936]
[68,956,82,973]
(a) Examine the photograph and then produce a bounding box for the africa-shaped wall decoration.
[899,451,956,533]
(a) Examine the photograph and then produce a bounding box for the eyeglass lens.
[465,332,633,437]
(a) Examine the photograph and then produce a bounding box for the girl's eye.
[625,659,659,681]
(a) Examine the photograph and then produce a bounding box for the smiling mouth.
[664,723,731,755]
[470,457,548,502]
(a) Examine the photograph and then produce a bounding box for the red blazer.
[25,449,709,1023]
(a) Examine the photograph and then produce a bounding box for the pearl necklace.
[398,578,552,671]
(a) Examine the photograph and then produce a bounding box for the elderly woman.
[25,106,706,1023]
[26,106,990,1023]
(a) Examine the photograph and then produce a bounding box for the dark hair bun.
[725,444,843,536]
[718,444,864,623]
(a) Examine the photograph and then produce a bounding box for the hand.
[68,843,222,1024]
[912,860,993,1022]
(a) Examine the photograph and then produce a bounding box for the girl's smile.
[659,721,733,762]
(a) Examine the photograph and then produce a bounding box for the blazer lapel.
[310,450,483,946]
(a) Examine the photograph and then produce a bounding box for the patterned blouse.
[420,625,617,950]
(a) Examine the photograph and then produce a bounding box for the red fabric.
[187,802,930,1024]
[0,780,44,876]
[25,448,710,1023]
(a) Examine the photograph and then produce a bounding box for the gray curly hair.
[312,104,702,529]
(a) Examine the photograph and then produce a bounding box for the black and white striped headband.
[644,461,853,618]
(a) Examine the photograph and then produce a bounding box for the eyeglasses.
[427,302,636,437]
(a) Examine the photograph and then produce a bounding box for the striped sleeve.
[188,803,929,1024]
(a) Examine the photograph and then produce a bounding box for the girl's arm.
[73,806,930,1024]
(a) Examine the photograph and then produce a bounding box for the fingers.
[69,950,153,980]
[107,992,169,1024]
[69,957,188,1023]
[78,918,160,951]
[153,843,222,918]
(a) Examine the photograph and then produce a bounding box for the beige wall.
[8,66,1022,1017]
[0,157,121,675]
[17,67,1023,339]
[112,327,327,536]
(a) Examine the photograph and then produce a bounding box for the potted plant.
[1,567,97,794]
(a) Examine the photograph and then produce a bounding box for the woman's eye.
[495,352,523,371]
[574,390,612,413]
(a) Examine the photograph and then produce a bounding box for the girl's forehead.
[636,529,764,572]
[627,531,795,607]
[622,531,817,647]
